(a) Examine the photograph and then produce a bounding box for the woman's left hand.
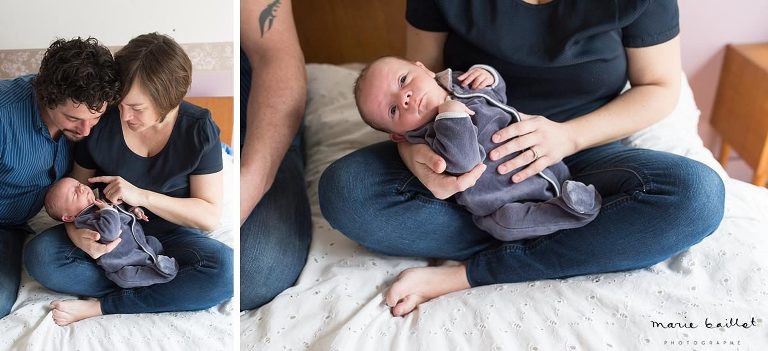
[89,176,148,206]
[489,113,579,183]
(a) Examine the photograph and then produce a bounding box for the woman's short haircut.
[115,32,192,121]
[33,37,121,112]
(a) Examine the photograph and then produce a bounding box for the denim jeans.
[239,49,312,310]
[0,225,31,318]
[319,141,725,286]
[23,225,233,314]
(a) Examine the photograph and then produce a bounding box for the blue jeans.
[0,225,31,318]
[319,141,725,286]
[239,49,312,310]
[23,225,233,314]
[240,142,312,310]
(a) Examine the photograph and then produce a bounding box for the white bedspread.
[242,64,768,350]
[0,153,235,351]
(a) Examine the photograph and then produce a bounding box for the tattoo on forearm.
[259,0,281,38]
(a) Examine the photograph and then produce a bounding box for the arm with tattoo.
[239,0,306,224]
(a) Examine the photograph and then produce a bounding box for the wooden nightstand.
[711,43,768,186]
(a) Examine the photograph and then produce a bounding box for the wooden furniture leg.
[754,164,768,186]
[718,143,731,167]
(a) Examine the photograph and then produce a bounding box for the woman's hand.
[490,113,579,183]
[398,142,486,200]
[65,223,121,259]
[89,176,148,206]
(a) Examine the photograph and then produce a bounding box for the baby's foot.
[49,299,102,326]
[385,264,470,317]
[561,180,601,215]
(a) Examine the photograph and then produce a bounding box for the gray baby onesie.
[405,65,601,241]
[75,204,178,288]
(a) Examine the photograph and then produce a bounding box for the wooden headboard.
[184,96,234,146]
[294,0,407,64]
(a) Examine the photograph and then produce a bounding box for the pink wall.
[188,71,234,97]
[679,0,768,183]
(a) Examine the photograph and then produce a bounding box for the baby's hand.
[458,67,494,90]
[438,98,475,115]
[130,207,150,222]
[93,199,110,210]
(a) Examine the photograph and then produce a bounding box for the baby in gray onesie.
[354,57,601,241]
[44,177,177,288]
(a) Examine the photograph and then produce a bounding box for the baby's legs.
[474,180,601,241]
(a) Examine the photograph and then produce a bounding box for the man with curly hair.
[0,37,120,319]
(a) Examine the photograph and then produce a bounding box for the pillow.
[622,73,727,179]
[303,64,388,213]
[302,63,727,196]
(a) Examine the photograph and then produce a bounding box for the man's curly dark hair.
[33,37,121,112]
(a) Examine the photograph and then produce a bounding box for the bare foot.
[49,299,103,326]
[385,264,470,317]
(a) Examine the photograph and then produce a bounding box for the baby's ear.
[415,61,436,78]
[389,133,407,143]
[61,214,75,222]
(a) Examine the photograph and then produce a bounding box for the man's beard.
[63,130,85,141]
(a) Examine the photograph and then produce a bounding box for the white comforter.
[242,64,768,350]
[0,153,235,351]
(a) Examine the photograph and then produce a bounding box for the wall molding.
[0,42,232,79]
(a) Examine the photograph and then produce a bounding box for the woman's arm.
[92,171,223,232]
[568,36,682,150]
[405,23,447,71]
[490,36,682,182]
[240,0,306,224]
[398,24,486,199]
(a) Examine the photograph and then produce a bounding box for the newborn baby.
[354,57,601,241]
[45,177,178,288]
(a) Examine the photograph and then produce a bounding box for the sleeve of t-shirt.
[622,0,680,48]
[74,140,97,169]
[406,0,449,32]
[191,117,223,175]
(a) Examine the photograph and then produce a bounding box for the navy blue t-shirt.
[406,0,679,122]
[75,101,222,234]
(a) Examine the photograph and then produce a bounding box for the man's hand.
[240,169,270,225]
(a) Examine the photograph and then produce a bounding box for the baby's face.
[53,178,96,216]
[359,57,449,135]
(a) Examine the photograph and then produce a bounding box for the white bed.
[0,151,235,351]
[241,63,768,350]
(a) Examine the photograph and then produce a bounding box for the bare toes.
[392,294,427,317]
[385,278,408,307]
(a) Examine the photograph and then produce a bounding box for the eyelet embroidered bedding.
[241,64,768,350]
[0,152,235,351]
